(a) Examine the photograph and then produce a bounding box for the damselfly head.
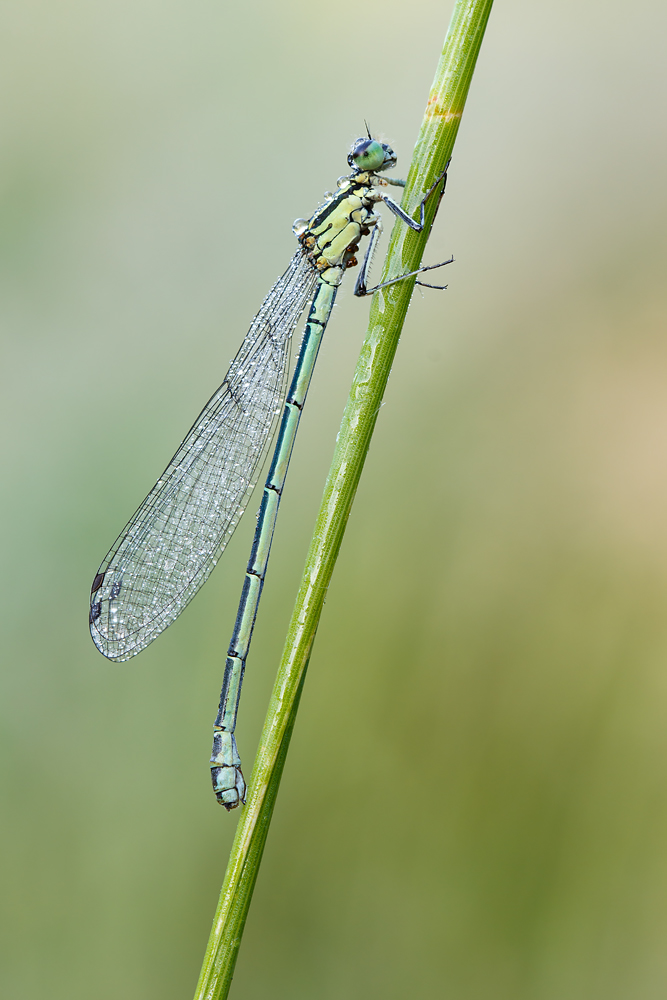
[348,137,397,174]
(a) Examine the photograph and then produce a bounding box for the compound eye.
[348,138,386,172]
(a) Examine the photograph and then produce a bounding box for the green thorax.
[293,171,379,287]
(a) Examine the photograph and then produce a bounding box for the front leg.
[376,160,450,233]
[377,176,407,188]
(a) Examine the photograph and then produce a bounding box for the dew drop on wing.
[110,580,122,599]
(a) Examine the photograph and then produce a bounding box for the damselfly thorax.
[294,171,386,285]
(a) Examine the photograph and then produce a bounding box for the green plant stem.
[193,1,494,996]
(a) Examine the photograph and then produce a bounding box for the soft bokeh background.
[2,0,667,997]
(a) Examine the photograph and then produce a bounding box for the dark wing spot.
[91,572,105,594]
[90,601,102,624]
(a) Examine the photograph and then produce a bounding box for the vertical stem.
[194,1,495,996]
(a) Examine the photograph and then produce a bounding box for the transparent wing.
[90,250,319,661]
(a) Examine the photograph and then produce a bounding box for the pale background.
[2,1,667,997]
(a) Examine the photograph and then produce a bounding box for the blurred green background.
[2,0,667,997]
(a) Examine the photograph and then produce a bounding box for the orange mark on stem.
[425,94,462,122]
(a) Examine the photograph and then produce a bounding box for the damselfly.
[90,134,451,808]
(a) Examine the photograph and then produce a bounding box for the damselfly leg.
[355,161,452,296]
